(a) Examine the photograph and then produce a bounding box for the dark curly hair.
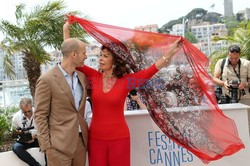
[101,45,130,78]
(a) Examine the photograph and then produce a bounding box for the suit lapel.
[53,66,76,110]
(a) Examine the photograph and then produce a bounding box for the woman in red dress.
[63,20,182,166]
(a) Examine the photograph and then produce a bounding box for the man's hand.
[25,139,34,144]
[223,81,229,90]
[130,94,140,102]
[238,82,246,90]
[15,129,23,135]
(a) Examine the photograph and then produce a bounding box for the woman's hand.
[63,14,74,40]
[63,21,71,40]
[155,37,183,70]
[164,37,183,60]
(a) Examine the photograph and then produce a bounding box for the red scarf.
[68,15,244,163]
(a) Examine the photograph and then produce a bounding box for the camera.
[215,85,222,101]
[128,89,138,100]
[214,79,246,104]
[16,126,35,132]
[129,89,137,96]
[215,85,230,104]
[15,117,34,143]
[16,126,34,143]
[228,80,239,103]
[228,80,246,103]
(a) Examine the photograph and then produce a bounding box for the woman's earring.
[112,64,116,69]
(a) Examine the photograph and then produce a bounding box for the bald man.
[35,38,88,166]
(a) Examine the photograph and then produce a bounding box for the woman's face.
[99,48,114,72]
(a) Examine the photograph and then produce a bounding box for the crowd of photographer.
[11,98,44,166]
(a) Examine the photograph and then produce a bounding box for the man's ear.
[71,51,77,58]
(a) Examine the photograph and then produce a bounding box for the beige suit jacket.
[34,66,88,157]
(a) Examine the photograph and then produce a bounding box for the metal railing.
[0,79,32,108]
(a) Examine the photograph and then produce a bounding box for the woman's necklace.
[103,73,114,79]
[103,73,116,92]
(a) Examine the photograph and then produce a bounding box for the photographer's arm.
[11,113,19,128]
[238,82,246,90]
[30,116,38,136]
[213,61,229,90]
[239,62,250,90]
[131,95,147,110]
[213,72,229,90]
[124,100,127,111]
[247,61,250,88]
[28,119,38,143]
[11,113,23,135]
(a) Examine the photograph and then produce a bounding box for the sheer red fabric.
[68,15,244,163]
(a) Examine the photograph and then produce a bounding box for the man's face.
[228,52,240,66]
[21,104,33,119]
[74,42,87,67]
[77,47,87,66]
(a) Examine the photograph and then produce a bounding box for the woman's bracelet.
[162,56,170,64]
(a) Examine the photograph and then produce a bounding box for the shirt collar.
[57,63,78,77]
[226,58,241,67]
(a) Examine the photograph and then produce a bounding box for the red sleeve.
[125,64,159,89]
[76,65,100,78]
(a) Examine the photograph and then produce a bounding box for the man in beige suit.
[34,38,88,166]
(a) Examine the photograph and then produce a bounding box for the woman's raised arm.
[63,21,71,41]
[155,37,183,70]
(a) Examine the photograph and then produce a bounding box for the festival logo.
[147,131,194,166]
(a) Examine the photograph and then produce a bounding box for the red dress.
[77,64,158,140]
